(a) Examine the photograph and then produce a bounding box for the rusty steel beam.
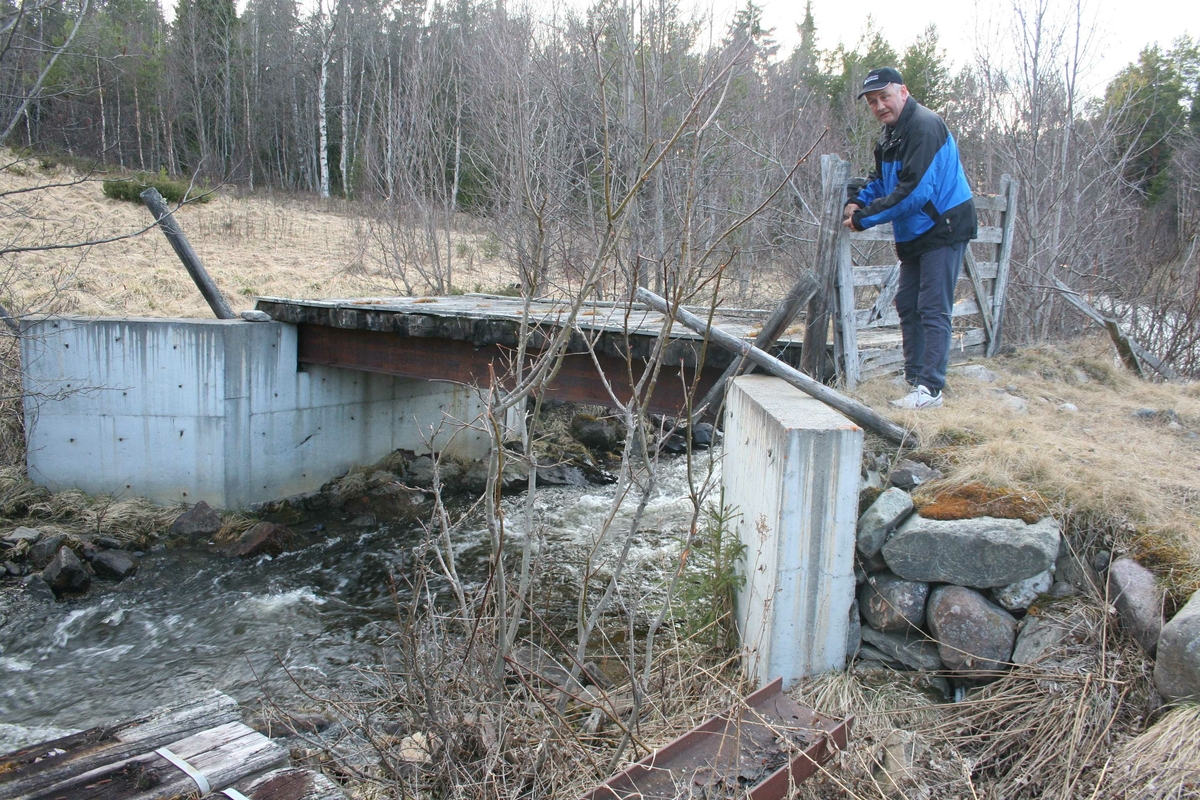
[296,325,718,415]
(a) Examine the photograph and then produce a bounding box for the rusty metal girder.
[296,325,718,415]
[581,678,850,800]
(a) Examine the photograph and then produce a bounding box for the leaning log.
[636,288,915,447]
[140,187,236,320]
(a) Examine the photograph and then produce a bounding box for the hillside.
[0,161,514,320]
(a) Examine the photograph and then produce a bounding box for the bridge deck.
[255,293,902,413]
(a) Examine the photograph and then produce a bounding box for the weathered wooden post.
[140,187,236,320]
[987,175,1018,356]
[801,155,850,381]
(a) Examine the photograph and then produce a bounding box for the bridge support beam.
[723,375,862,688]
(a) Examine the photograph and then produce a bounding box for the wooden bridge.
[252,160,1015,406]
[254,294,814,415]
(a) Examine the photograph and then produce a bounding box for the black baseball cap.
[858,67,904,98]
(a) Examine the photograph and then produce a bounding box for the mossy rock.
[913,482,1048,524]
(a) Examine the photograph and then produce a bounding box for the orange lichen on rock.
[913,482,1048,524]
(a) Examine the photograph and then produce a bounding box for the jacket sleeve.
[857,115,946,230]
[851,172,882,209]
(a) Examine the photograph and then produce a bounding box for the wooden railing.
[811,154,1018,390]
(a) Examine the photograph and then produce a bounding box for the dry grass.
[1097,704,1200,799]
[857,339,1200,583]
[0,158,516,321]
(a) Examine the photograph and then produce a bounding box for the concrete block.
[723,375,863,688]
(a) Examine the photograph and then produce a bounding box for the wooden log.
[694,269,820,415]
[22,721,288,800]
[233,767,349,800]
[636,288,915,447]
[140,187,236,320]
[0,692,241,798]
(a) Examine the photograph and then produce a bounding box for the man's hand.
[842,203,861,230]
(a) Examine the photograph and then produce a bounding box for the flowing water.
[0,451,715,751]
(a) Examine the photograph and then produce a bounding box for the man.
[843,67,977,410]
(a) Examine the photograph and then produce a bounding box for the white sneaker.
[889,384,943,409]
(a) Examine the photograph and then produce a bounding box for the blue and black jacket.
[849,97,977,259]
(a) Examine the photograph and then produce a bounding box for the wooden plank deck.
[255,293,822,413]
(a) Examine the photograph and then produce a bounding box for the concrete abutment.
[21,317,489,509]
[723,374,863,688]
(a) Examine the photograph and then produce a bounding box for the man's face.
[863,84,909,126]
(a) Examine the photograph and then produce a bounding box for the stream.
[0,451,715,752]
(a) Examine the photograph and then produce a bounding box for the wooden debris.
[1052,278,1179,381]
[636,288,916,447]
[695,269,820,415]
[0,692,240,798]
[227,767,348,800]
[0,693,291,800]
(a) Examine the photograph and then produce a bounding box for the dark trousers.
[894,241,966,393]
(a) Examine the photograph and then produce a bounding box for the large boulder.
[41,546,91,597]
[226,522,293,559]
[570,414,624,453]
[92,550,139,581]
[883,516,1060,588]
[405,456,463,490]
[927,585,1017,673]
[171,501,223,539]
[860,626,943,671]
[1154,590,1200,702]
[29,533,68,568]
[857,488,913,562]
[1107,558,1165,656]
[859,572,929,633]
[22,574,57,602]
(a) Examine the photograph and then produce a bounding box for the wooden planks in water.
[0,692,343,800]
[0,692,242,798]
